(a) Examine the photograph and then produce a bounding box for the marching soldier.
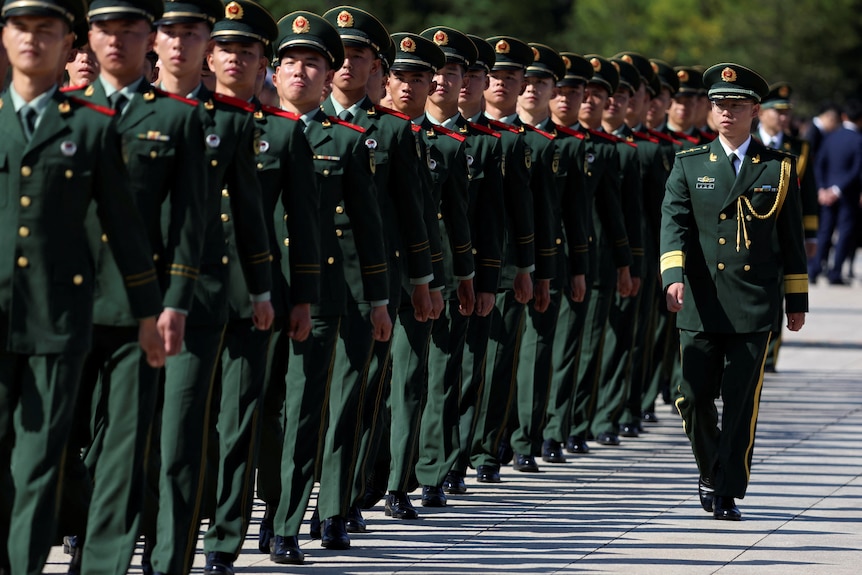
[667,65,713,147]
[0,0,165,572]
[661,63,808,520]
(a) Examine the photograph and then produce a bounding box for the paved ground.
[44,280,862,574]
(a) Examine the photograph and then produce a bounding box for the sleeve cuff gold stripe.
[659,250,685,274]
[803,215,819,231]
[784,275,808,294]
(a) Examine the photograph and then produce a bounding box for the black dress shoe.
[421,485,447,507]
[713,496,742,521]
[512,453,539,472]
[321,516,350,550]
[345,504,367,533]
[565,435,589,454]
[442,470,467,494]
[309,506,321,539]
[258,504,275,553]
[698,477,715,512]
[595,432,621,446]
[270,535,304,565]
[619,423,639,438]
[204,551,235,575]
[497,439,514,466]
[541,439,566,463]
[642,411,659,424]
[385,491,419,519]
[476,465,501,483]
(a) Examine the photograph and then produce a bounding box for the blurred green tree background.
[259,0,862,116]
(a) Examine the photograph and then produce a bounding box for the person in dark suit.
[0,1,165,572]
[804,100,841,163]
[661,63,808,521]
[810,98,862,285]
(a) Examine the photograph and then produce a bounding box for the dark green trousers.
[470,290,525,469]
[676,329,771,498]
[255,325,289,508]
[203,320,271,556]
[416,300,468,487]
[0,348,85,575]
[543,287,590,443]
[453,310,492,475]
[511,289,561,456]
[623,270,658,425]
[641,301,675,415]
[151,324,224,575]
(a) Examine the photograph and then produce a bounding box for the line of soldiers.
[0,0,815,574]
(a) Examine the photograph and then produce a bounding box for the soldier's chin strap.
[736,157,792,252]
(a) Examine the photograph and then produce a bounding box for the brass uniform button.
[335,229,343,237]
[283,214,288,221]
[395,250,400,257]
[744,264,751,271]
[283,238,290,247]
[322,169,330,176]
[257,162,264,169]
[20,196,31,207]
[472,248,478,255]
[719,213,727,221]
[153,253,160,262]
[746,215,752,221]
[222,188,229,197]
[717,263,725,271]
[65,170,73,179]
[437,212,443,220]
[335,205,344,214]
[101,233,108,243]
[718,238,726,245]
[17,256,28,268]
[555,238,562,245]
[221,255,229,264]
[18,226,29,238]
[211,159,218,167]
[72,274,83,286]
[149,150,157,159]
[327,256,335,265]
[221,213,229,222]
[20,166,32,177]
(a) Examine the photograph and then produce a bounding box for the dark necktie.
[21,107,37,140]
[338,109,353,122]
[729,152,741,176]
[111,92,129,115]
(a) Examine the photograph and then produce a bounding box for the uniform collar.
[8,83,57,114]
[425,111,461,131]
[99,75,145,102]
[485,111,518,125]
[718,134,752,160]
[329,94,366,119]
[758,126,782,147]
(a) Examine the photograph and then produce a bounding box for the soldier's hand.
[252,300,275,331]
[287,303,312,342]
[457,278,475,316]
[666,282,685,312]
[475,292,496,317]
[513,272,533,304]
[786,312,806,332]
[412,283,433,322]
[630,276,642,297]
[370,305,393,342]
[157,309,186,356]
[138,317,166,368]
[570,274,586,303]
[429,290,444,320]
[617,266,633,297]
[533,279,551,313]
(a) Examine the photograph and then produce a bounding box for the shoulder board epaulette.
[152,87,198,107]
[487,119,522,134]
[60,83,88,94]
[673,130,700,145]
[632,130,660,144]
[467,121,501,138]
[411,124,421,133]
[767,146,794,158]
[647,128,682,146]
[675,144,710,157]
[699,129,717,142]
[329,116,365,133]
[374,104,410,121]
[213,92,255,113]
[554,124,585,139]
[522,123,554,140]
[259,104,300,121]
[432,124,466,142]
[67,96,116,117]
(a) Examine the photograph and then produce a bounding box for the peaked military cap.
[557,51,592,87]
[614,51,655,90]
[674,65,704,95]
[467,34,495,73]
[275,11,344,69]
[703,62,769,102]
[1,0,86,26]
[322,5,389,55]
[421,26,477,68]
[585,54,619,94]
[486,35,532,71]
[88,0,163,23]
[611,57,640,94]
[650,58,679,94]
[158,0,223,26]
[389,32,445,73]
[761,81,793,110]
[526,43,565,82]
[211,0,277,47]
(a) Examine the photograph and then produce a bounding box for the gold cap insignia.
[433,30,448,46]
[590,57,601,72]
[622,54,633,64]
[400,37,416,53]
[292,15,310,34]
[495,40,510,54]
[531,46,540,61]
[562,56,571,70]
[651,61,659,74]
[677,69,689,82]
[721,67,737,82]
[336,10,353,28]
[778,85,790,98]
[225,1,242,20]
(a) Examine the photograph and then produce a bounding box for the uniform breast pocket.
[314,161,344,179]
